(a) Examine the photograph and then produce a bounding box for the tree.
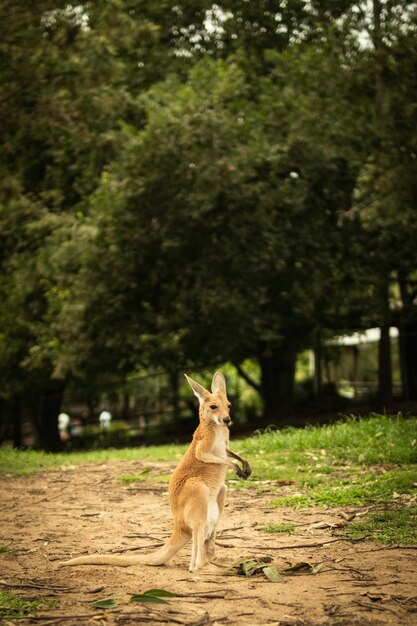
[64,44,369,421]
[2,0,416,445]
[352,0,417,405]
[0,0,211,447]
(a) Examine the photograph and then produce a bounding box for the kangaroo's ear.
[184,374,208,405]
[211,370,227,395]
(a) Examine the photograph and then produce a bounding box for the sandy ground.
[1,459,417,626]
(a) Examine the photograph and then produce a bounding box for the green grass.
[0,444,187,475]
[1,413,415,476]
[272,467,417,508]
[119,468,153,483]
[0,591,57,618]
[343,506,417,544]
[259,523,295,533]
[1,413,416,545]
[239,413,417,465]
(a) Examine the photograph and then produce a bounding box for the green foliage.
[131,589,176,604]
[0,448,66,475]
[260,523,295,534]
[0,591,57,618]
[91,596,120,609]
[91,589,176,610]
[273,467,417,509]
[2,412,415,474]
[343,507,417,544]
[231,558,286,582]
[241,413,417,465]
[230,557,322,581]
[77,421,131,450]
[1,413,416,544]
[119,468,152,483]
[0,444,186,475]
[1,0,417,445]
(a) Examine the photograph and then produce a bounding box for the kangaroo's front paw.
[235,463,251,479]
[241,460,252,479]
[235,464,245,479]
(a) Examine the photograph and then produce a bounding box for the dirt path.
[1,460,416,625]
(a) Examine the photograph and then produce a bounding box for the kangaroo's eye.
[210,404,218,410]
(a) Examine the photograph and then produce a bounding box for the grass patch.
[240,413,417,466]
[1,413,416,544]
[225,414,417,494]
[0,591,57,618]
[1,413,415,476]
[272,467,417,508]
[120,468,153,483]
[260,523,295,533]
[0,444,187,475]
[342,507,417,544]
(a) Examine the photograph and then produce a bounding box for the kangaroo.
[62,371,251,572]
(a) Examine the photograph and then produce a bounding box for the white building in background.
[310,327,401,399]
[330,327,399,347]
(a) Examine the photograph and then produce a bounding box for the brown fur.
[61,371,251,571]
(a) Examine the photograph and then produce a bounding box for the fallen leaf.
[130,588,176,604]
[240,559,261,577]
[311,563,323,574]
[130,594,169,604]
[142,589,176,597]
[262,566,286,583]
[229,558,285,582]
[91,595,119,609]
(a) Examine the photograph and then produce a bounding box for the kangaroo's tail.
[60,529,190,567]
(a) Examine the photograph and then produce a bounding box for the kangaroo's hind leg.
[184,483,210,572]
[205,484,227,563]
[190,525,207,572]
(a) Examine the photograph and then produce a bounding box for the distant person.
[99,410,112,429]
[58,412,70,442]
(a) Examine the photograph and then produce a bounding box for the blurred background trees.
[1,0,416,449]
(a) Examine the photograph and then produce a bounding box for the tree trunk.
[399,319,417,401]
[398,273,417,401]
[378,322,393,406]
[313,326,323,398]
[313,341,322,397]
[377,277,393,406]
[259,343,296,423]
[12,396,23,448]
[35,384,65,452]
